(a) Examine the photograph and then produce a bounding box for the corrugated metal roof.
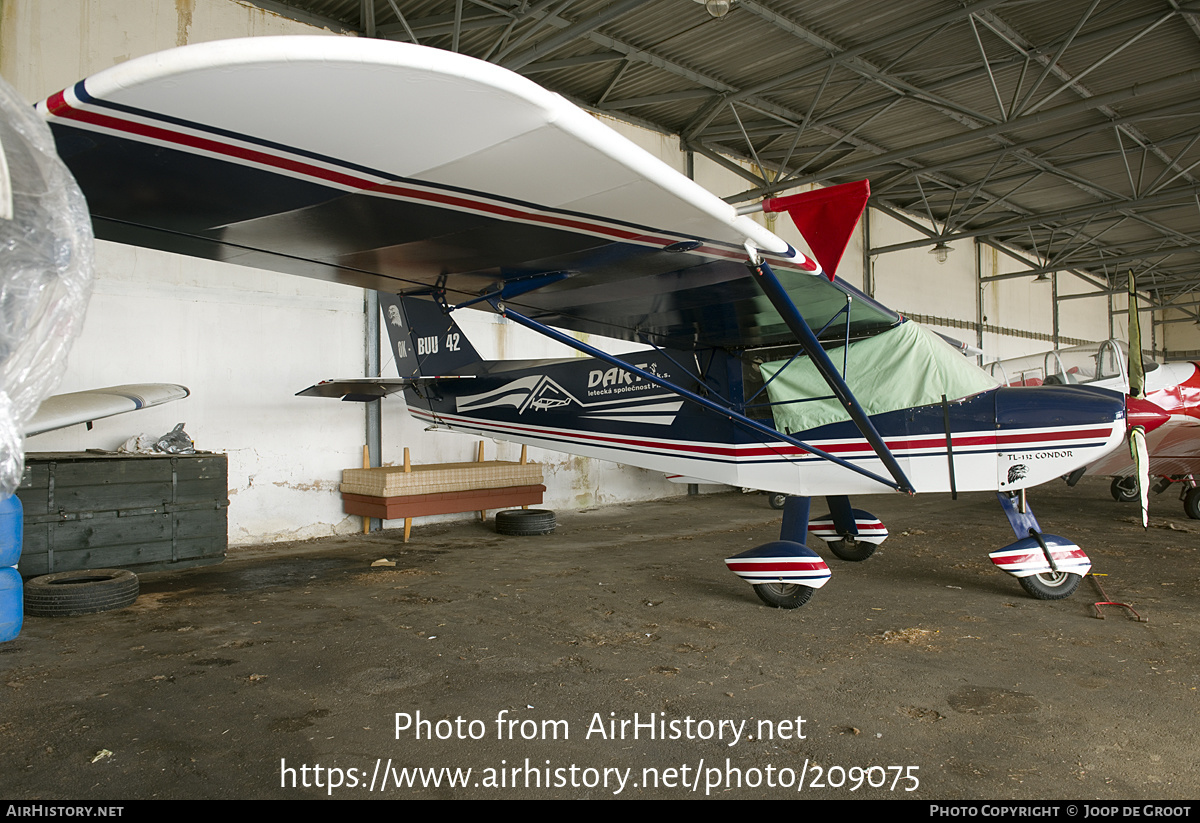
[249,0,1200,315]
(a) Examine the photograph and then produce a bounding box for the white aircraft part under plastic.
[26,384,190,436]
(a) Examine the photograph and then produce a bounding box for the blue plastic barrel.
[0,494,22,568]
[0,567,22,642]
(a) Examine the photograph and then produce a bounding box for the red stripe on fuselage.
[412,408,1114,461]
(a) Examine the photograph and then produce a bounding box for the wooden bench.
[341,444,545,541]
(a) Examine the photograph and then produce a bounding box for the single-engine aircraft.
[39,37,1139,607]
[990,338,1200,518]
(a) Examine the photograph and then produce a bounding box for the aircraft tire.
[1017,571,1081,601]
[1184,488,1200,520]
[752,582,814,609]
[1110,476,1139,502]
[23,569,139,617]
[768,493,787,510]
[495,509,556,536]
[829,538,876,562]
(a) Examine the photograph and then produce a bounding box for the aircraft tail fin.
[378,293,483,379]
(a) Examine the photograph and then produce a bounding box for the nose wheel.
[993,492,1091,600]
[1018,570,1082,600]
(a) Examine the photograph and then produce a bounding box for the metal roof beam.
[599,88,718,110]
[976,6,1200,189]
[982,241,1200,282]
[684,142,773,188]
[683,0,1012,139]
[377,11,504,39]
[520,52,625,72]
[781,66,1200,188]
[699,3,1200,241]
[727,95,1200,204]
[976,238,1111,293]
[499,0,653,70]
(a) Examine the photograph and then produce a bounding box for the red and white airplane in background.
[989,339,1200,518]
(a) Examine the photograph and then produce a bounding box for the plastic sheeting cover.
[0,76,94,496]
[760,321,998,435]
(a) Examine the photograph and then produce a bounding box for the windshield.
[758,321,999,434]
[987,340,1157,389]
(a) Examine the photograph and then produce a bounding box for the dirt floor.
[1,477,1197,800]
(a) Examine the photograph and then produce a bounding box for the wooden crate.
[16,452,229,577]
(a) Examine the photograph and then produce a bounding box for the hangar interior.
[3,0,1200,545]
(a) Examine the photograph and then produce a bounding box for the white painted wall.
[871,211,975,323]
[866,210,1113,364]
[0,0,1124,544]
[1161,310,1200,354]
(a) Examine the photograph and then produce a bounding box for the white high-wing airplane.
[39,37,1134,607]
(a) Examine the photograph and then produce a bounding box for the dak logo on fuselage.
[587,363,666,390]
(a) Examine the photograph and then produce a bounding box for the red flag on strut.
[763,179,870,281]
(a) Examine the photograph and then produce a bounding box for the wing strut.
[748,259,915,495]
[485,300,910,493]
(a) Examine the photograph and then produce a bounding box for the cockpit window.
[758,321,998,434]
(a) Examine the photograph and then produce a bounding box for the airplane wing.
[26,383,190,436]
[39,36,900,353]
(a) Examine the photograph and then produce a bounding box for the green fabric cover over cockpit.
[759,321,999,434]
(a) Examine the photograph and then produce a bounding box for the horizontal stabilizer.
[296,377,468,402]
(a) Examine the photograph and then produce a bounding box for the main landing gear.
[807,495,888,562]
[725,495,888,608]
[1111,473,1200,520]
[727,490,1095,607]
[1110,476,1139,503]
[1186,485,1200,520]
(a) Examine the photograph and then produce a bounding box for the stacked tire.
[495,509,556,536]
[24,569,139,617]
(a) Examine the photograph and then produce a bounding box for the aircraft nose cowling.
[1126,396,1170,434]
[996,384,1126,426]
[994,386,1127,490]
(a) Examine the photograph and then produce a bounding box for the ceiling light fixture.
[693,0,734,19]
[929,242,952,264]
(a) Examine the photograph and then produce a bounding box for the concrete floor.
[1,478,1197,799]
